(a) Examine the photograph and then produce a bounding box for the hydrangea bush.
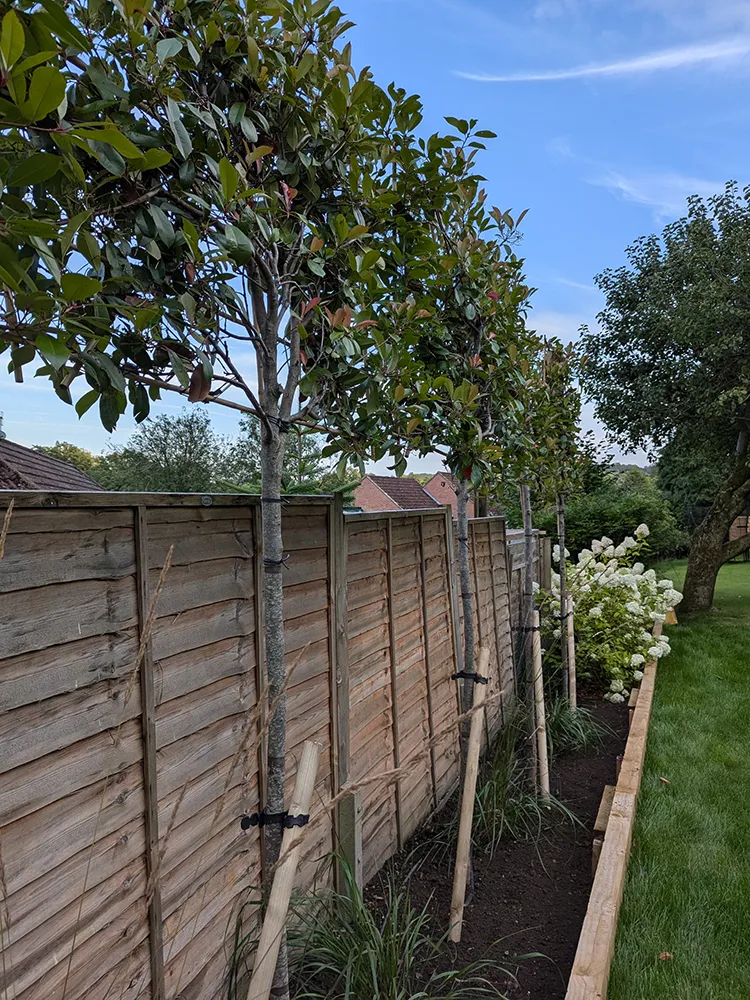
[538,524,682,702]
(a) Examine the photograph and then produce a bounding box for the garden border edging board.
[565,621,664,1000]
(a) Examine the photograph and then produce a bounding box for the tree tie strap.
[451,670,488,685]
[267,415,292,432]
[263,554,290,573]
[240,811,310,830]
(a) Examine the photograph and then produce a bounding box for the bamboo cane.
[449,646,490,943]
[532,611,550,800]
[567,594,577,710]
[246,740,321,1000]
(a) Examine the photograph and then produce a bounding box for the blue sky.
[2,0,748,469]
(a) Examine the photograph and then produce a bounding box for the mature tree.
[95,409,241,492]
[34,440,101,475]
[583,182,750,611]
[657,427,737,531]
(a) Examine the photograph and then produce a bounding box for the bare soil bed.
[368,697,629,1000]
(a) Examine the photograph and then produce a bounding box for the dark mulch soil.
[367,696,629,1000]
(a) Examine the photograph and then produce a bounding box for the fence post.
[418,514,439,808]
[329,494,360,891]
[134,506,166,1000]
[385,516,404,850]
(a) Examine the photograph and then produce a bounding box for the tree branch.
[124,370,260,418]
[723,530,750,563]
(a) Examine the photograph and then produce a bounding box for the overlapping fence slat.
[0,492,547,999]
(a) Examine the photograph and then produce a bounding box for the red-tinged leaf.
[659,952,673,961]
[310,237,324,253]
[302,296,322,317]
[462,465,472,481]
[487,290,499,301]
[185,261,195,284]
[355,320,378,329]
[280,180,297,213]
[300,348,308,366]
[469,353,482,367]
[187,365,211,402]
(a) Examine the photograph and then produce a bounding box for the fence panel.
[0,493,544,999]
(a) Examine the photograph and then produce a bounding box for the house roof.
[0,438,104,492]
[367,475,442,510]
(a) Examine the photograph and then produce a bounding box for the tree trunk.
[556,493,569,700]
[456,479,475,721]
[519,485,538,783]
[259,421,290,1000]
[682,453,750,612]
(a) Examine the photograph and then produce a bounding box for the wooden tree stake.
[532,610,550,800]
[449,646,490,943]
[246,741,320,1000]
[567,594,578,710]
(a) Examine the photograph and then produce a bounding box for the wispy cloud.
[456,37,750,82]
[556,277,598,293]
[589,170,723,217]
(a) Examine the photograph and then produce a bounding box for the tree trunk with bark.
[456,479,475,724]
[519,485,538,783]
[556,493,569,700]
[682,436,750,612]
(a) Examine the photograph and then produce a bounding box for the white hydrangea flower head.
[588,606,603,618]
[551,571,560,588]
[635,523,650,538]
[666,589,683,606]
[658,579,672,590]
[648,644,667,659]
[611,693,625,704]
[532,581,540,594]
[622,536,637,550]
[641,630,653,642]
[644,569,657,582]
[603,544,615,558]
[632,562,645,576]
[631,653,645,666]
[650,611,667,623]
[592,539,604,555]
[580,582,592,594]
[632,669,644,681]
[626,600,641,615]
[614,543,626,558]
[553,543,561,563]
[601,536,613,547]
[610,679,625,693]
[553,627,562,639]
[578,548,594,565]
[594,561,607,573]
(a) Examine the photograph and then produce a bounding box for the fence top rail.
[345,507,450,522]
[0,490,334,509]
[468,516,507,526]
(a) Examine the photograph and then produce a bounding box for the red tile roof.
[366,475,442,510]
[0,439,104,491]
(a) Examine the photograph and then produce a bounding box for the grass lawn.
[609,559,750,1000]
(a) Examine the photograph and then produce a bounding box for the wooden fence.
[0,492,547,1000]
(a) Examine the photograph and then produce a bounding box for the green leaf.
[36,333,69,370]
[167,348,190,388]
[0,11,25,70]
[7,152,61,187]
[167,97,192,159]
[182,217,201,260]
[77,230,101,269]
[139,148,172,170]
[89,140,126,176]
[297,50,315,81]
[38,0,89,51]
[157,37,183,61]
[99,391,120,431]
[149,204,175,246]
[228,101,246,126]
[246,144,272,164]
[75,388,99,417]
[219,157,240,202]
[61,273,102,301]
[73,126,142,159]
[240,116,258,142]
[21,66,66,121]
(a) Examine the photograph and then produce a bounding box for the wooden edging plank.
[565,622,663,1000]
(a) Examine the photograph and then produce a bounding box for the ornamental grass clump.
[539,524,682,699]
